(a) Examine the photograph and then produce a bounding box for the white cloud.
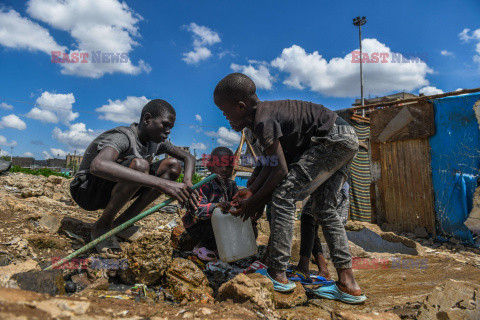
[440,50,454,57]
[183,23,220,64]
[22,0,150,78]
[96,96,149,123]
[195,114,202,122]
[190,142,207,151]
[270,40,433,97]
[0,150,9,157]
[206,127,240,147]
[0,102,13,110]
[419,86,444,96]
[42,150,52,159]
[0,8,67,54]
[26,91,78,125]
[0,114,27,130]
[50,148,67,158]
[230,63,274,90]
[22,152,34,157]
[52,122,99,150]
[0,135,17,146]
[458,28,480,69]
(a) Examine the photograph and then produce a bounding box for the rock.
[71,273,92,290]
[413,226,429,239]
[85,277,109,291]
[33,298,91,318]
[0,260,41,287]
[25,234,69,250]
[345,220,366,231]
[217,273,274,311]
[119,233,173,285]
[334,310,401,320]
[65,281,77,293]
[21,188,43,198]
[256,234,269,246]
[449,237,461,245]
[11,270,65,296]
[165,258,213,303]
[38,213,63,233]
[171,225,197,251]
[47,175,64,184]
[273,281,307,309]
[417,279,480,320]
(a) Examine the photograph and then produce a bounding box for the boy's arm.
[90,146,193,205]
[165,145,200,209]
[165,146,196,185]
[190,185,228,220]
[234,140,288,220]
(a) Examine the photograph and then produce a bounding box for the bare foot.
[314,254,332,280]
[336,268,361,296]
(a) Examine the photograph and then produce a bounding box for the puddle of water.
[347,228,418,255]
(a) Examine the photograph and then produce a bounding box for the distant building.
[47,158,66,168]
[353,92,418,106]
[34,159,47,167]
[66,154,83,168]
[11,157,34,168]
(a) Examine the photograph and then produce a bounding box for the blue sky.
[0,0,479,159]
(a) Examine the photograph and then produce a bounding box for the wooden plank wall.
[379,138,436,234]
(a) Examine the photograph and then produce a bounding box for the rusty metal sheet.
[379,138,436,234]
[370,101,435,143]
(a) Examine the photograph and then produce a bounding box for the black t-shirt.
[252,100,337,163]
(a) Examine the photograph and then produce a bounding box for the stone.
[38,213,63,233]
[33,299,91,318]
[165,258,213,303]
[217,273,274,311]
[334,310,401,320]
[413,226,429,239]
[417,279,480,320]
[119,233,173,285]
[25,234,69,250]
[21,188,43,198]
[47,175,64,184]
[273,281,307,309]
[0,260,41,287]
[171,225,197,251]
[11,270,65,296]
[85,277,109,291]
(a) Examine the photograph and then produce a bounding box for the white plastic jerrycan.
[212,207,258,263]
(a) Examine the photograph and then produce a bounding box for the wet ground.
[0,173,479,319]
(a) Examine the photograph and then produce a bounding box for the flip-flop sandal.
[116,225,143,241]
[256,268,296,292]
[311,283,367,304]
[93,234,122,259]
[193,246,217,262]
[287,269,335,285]
[243,260,267,274]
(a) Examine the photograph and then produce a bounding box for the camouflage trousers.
[267,123,359,270]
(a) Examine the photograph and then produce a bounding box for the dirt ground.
[0,173,479,320]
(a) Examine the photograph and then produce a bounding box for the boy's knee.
[129,158,150,173]
[156,158,181,180]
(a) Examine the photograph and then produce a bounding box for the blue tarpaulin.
[429,93,480,244]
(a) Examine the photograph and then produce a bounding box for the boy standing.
[214,73,365,303]
[70,99,199,257]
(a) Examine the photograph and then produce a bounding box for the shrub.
[9,165,69,178]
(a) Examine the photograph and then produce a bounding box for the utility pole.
[10,146,13,161]
[353,16,367,116]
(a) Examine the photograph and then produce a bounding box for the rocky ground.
[0,172,479,319]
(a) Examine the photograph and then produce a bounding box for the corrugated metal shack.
[345,88,480,244]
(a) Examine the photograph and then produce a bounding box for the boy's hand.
[231,188,253,207]
[184,181,200,210]
[216,201,231,212]
[161,181,195,207]
[231,199,258,221]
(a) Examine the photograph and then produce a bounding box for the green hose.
[45,174,217,271]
